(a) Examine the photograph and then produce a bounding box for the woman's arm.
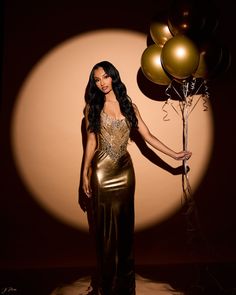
[133,103,192,161]
[82,105,97,197]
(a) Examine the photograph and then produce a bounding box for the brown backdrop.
[1,0,236,270]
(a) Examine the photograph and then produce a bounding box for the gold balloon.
[161,34,199,80]
[150,21,173,48]
[193,41,223,79]
[141,44,171,86]
[192,51,208,79]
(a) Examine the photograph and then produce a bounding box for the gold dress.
[90,110,136,295]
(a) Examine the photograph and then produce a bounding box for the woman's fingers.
[83,184,92,198]
[183,152,191,160]
[86,189,92,198]
[176,151,192,160]
[83,175,92,197]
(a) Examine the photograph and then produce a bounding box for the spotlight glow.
[11,29,214,232]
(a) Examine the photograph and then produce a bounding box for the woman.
[81,61,191,295]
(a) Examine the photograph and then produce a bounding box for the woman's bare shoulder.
[132,102,140,115]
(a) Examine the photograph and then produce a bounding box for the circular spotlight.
[11,29,214,231]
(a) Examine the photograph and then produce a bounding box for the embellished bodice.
[97,110,130,161]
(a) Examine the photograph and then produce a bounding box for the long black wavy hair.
[85,61,138,133]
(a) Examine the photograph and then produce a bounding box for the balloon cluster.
[141,0,231,88]
[140,0,232,172]
[140,1,231,235]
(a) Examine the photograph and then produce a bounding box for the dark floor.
[1,263,236,295]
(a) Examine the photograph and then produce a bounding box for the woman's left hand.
[175,151,192,161]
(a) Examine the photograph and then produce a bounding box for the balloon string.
[204,80,210,97]
[181,168,192,204]
[165,81,172,99]
[182,98,189,151]
[202,95,209,112]
[162,83,173,121]
[164,82,180,119]
[181,95,198,242]
[189,79,209,115]
[193,78,204,96]
[182,80,189,98]
[202,81,210,112]
[181,171,197,241]
[182,104,191,199]
[171,102,181,117]
[189,94,202,115]
[189,77,197,96]
[171,84,184,100]
[162,78,210,245]
[162,100,170,121]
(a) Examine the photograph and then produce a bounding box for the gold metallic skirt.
[91,149,136,295]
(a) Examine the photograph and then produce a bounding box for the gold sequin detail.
[98,111,130,161]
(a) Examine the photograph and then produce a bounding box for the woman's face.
[93,67,113,94]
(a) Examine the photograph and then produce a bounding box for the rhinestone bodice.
[97,110,130,161]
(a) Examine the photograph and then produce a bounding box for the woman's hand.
[82,169,92,198]
[174,150,192,161]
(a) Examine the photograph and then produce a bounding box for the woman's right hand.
[83,172,92,198]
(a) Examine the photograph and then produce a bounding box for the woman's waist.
[97,143,128,160]
[93,148,131,165]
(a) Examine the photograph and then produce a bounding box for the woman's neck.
[105,91,117,103]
